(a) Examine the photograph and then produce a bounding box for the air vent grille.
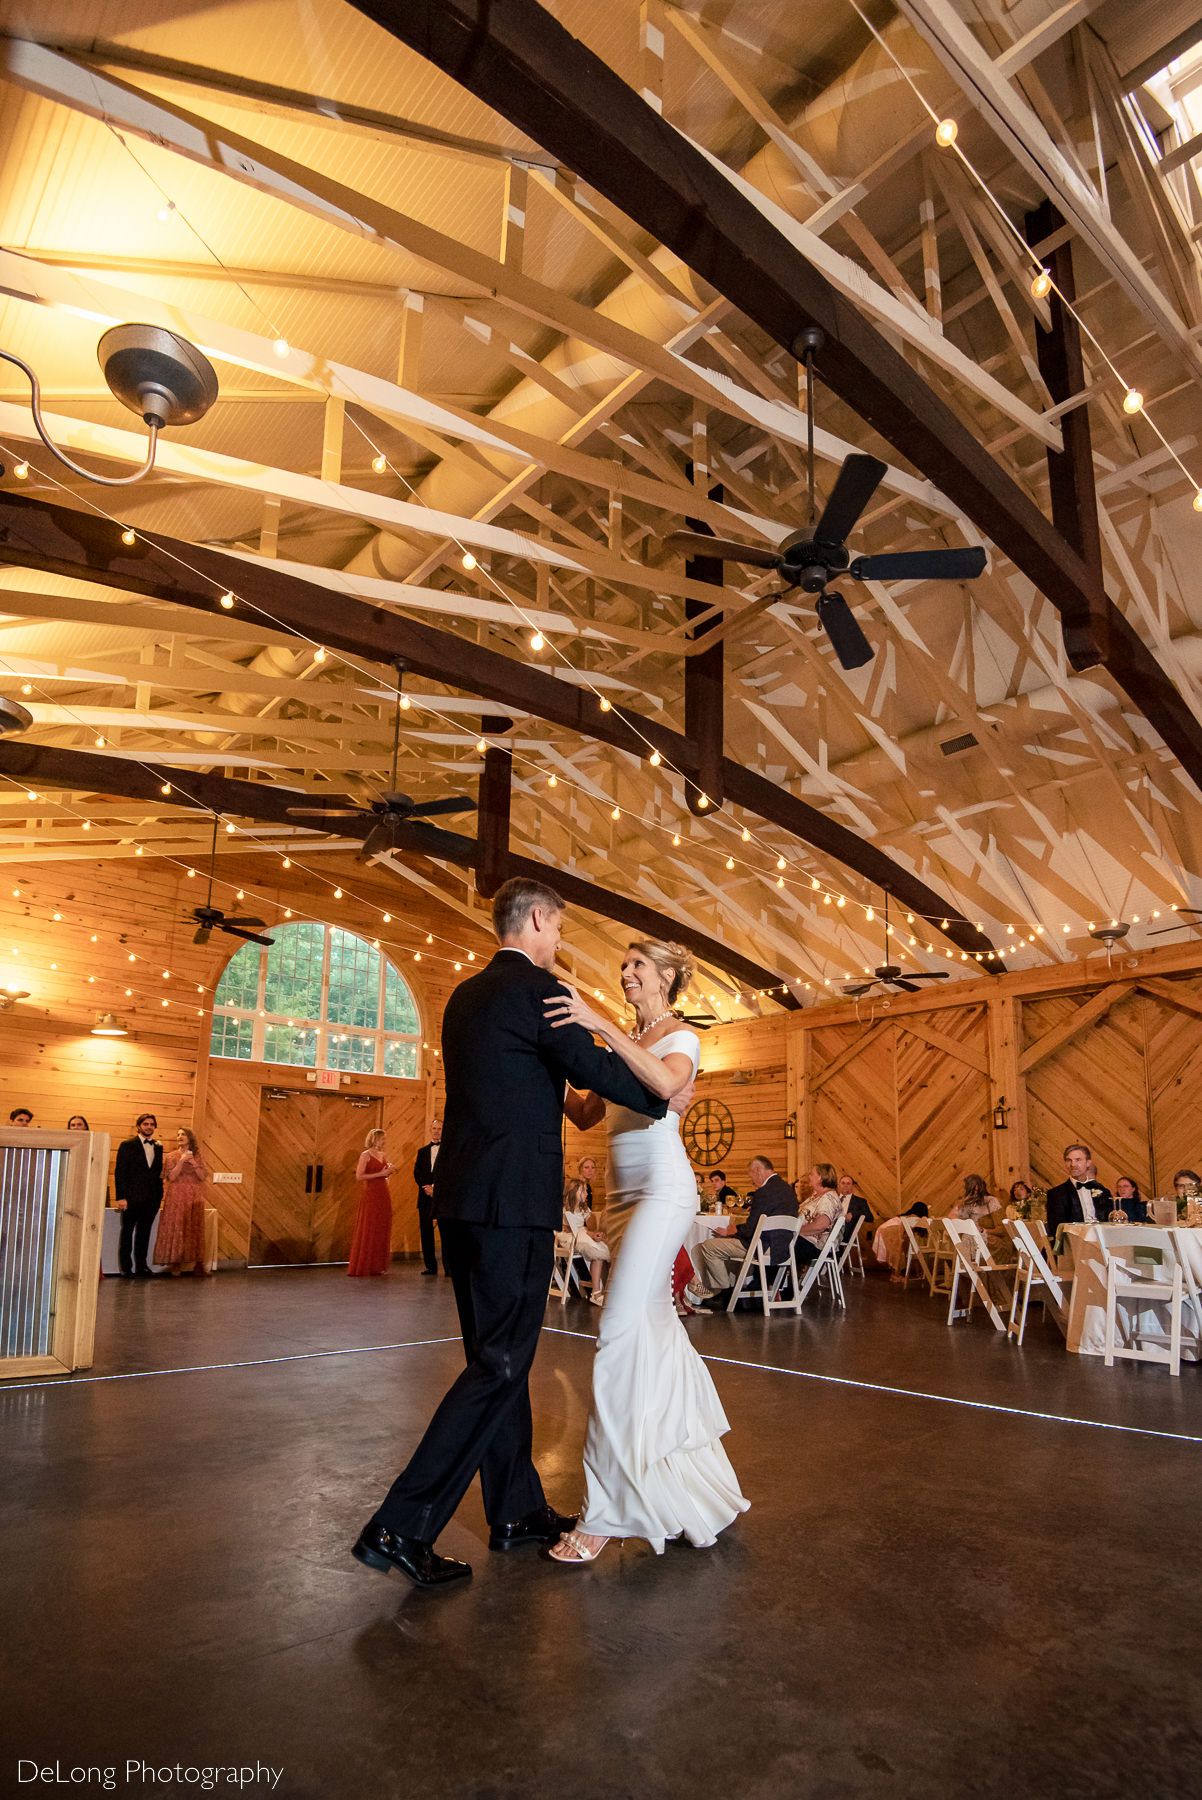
[940,732,979,756]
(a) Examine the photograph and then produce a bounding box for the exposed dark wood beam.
[0,490,995,959]
[345,0,1202,799]
[684,478,725,815]
[0,734,797,1004]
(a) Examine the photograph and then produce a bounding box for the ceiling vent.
[940,732,979,756]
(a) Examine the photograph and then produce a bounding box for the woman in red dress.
[157,1127,211,1276]
[348,1128,395,1277]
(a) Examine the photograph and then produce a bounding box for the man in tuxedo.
[353,876,668,1588]
[113,1112,163,1278]
[684,1155,799,1305]
[413,1118,446,1277]
[1045,1143,1112,1235]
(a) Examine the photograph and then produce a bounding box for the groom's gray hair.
[493,875,565,939]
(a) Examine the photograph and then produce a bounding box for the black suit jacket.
[1045,1178,1112,1234]
[412,1143,439,1197]
[433,950,668,1230]
[114,1137,163,1208]
[737,1173,800,1255]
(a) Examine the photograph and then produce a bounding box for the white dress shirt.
[142,1137,156,1167]
[1075,1181,1097,1223]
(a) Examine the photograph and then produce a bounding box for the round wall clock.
[682,1097,735,1168]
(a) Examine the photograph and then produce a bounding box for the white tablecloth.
[1060,1224,1202,1359]
[684,1212,727,1274]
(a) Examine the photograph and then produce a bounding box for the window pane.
[327,928,379,1028]
[383,963,419,1033]
[383,1038,419,1080]
[214,943,260,1011]
[263,921,325,1021]
[262,1024,317,1067]
[210,1013,254,1060]
[327,1032,377,1073]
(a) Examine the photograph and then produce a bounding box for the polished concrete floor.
[3,1264,1199,1799]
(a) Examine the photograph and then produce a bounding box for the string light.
[273,337,290,359]
[599,697,611,711]
[530,631,545,651]
[14,461,28,479]
[20,683,31,695]
[697,794,709,810]
[155,200,175,224]
[95,736,105,748]
[611,805,620,821]
[333,887,342,899]
[649,750,661,767]
[743,828,751,842]
[1122,389,1144,416]
[313,647,326,663]
[371,454,387,474]
[160,782,171,796]
[282,857,290,869]
[121,528,136,546]
[1030,269,1052,300]
[548,773,558,787]
[461,551,477,571]
[219,592,235,609]
[935,118,958,147]
[726,856,735,870]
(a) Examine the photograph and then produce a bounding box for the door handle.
[315,1164,324,1193]
[305,1164,313,1194]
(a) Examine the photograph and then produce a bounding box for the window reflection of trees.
[211,923,421,1075]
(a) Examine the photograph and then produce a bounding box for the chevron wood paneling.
[809,1022,899,1217]
[311,1096,382,1263]
[1143,979,1202,1193]
[897,1005,991,1213]
[1024,989,1151,1191]
[383,1085,432,1256]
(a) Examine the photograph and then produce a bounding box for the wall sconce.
[992,1096,1010,1130]
[91,1013,128,1037]
[1,323,218,488]
[784,1115,797,1140]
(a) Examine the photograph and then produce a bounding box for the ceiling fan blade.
[816,591,874,670]
[813,454,887,545]
[843,982,876,997]
[222,925,275,946]
[907,971,952,981]
[849,547,988,583]
[887,978,922,993]
[192,925,212,946]
[286,806,367,819]
[407,796,478,818]
[222,916,266,930]
[662,531,783,569]
[357,818,399,862]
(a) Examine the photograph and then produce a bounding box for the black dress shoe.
[420,1268,438,1277]
[489,1503,577,1552]
[351,1523,471,1587]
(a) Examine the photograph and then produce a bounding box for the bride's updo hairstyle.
[627,939,694,1007]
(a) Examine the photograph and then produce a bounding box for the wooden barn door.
[808,1021,899,1215]
[250,1089,321,1265]
[896,1008,991,1213]
[310,1096,381,1263]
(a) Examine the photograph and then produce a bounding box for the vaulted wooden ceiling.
[1,0,1201,1019]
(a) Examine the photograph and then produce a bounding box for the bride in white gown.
[543,938,749,1563]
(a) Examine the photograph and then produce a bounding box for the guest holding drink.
[157,1128,211,1276]
[349,1128,395,1277]
[1110,1176,1148,1223]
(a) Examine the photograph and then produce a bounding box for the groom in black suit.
[354,876,667,1587]
[113,1111,164,1278]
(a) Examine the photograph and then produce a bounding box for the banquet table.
[1057,1223,1202,1359]
[684,1211,729,1274]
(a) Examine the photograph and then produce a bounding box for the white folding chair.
[550,1226,585,1305]
[836,1216,865,1284]
[793,1201,849,1310]
[943,1217,1019,1333]
[726,1215,803,1316]
[1170,1229,1202,1354]
[1004,1218,1072,1345]
[902,1216,954,1296]
[1097,1228,1184,1376]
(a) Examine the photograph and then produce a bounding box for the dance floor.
[3,1267,1199,1799]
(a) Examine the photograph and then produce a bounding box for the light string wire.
[844,0,1202,507]
[55,123,1007,964]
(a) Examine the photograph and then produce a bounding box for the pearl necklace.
[630,1010,673,1043]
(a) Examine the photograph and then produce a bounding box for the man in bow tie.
[1045,1143,1113,1235]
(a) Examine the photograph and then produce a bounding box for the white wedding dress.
[578,1030,749,1552]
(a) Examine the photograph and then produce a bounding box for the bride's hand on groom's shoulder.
[544,984,606,1035]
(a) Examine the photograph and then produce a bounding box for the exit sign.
[314,1069,341,1089]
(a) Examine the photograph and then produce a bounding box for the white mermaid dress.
[579,1030,749,1552]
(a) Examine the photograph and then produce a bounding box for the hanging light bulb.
[333,887,342,899]
[273,337,290,359]
[548,773,558,787]
[726,856,735,870]
[399,694,410,710]
[95,735,105,748]
[121,527,137,546]
[672,832,681,847]
[697,794,709,809]
[225,822,235,834]
[160,782,171,796]
[837,896,846,909]
[1030,269,1052,300]
[1194,492,1202,513]
[219,592,235,609]
[282,857,291,869]
[599,696,611,711]
[777,875,784,888]
[371,454,387,474]
[461,550,477,571]
[476,738,487,754]
[313,646,326,663]
[21,682,31,695]
[530,631,544,651]
[155,201,176,224]
[742,828,751,842]
[866,906,874,922]
[1122,388,1144,415]
[777,855,786,870]
[649,750,661,767]
[382,912,391,923]
[935,118,958,147]
[14,462,29,479]
[611,805,620,821]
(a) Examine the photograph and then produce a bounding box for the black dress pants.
[118,1201,160,1274]
[373,1219,552,1542]
[417,1197,446,1274]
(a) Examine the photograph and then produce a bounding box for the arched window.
[210,922,421,1077]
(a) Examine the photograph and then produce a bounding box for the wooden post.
[788,1021,809,1186]
[987,994,1029,1193]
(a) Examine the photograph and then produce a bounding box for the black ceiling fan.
[190,814,274,947]
[286,658,476,861]
[1148,908,1202,935]
[841,892,952,997]
[663,328,987,671]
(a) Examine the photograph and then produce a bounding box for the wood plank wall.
[698,943,1202,1222]
[0,853,489,1261]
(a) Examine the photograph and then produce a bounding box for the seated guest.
[873,1202,928,1276]
[1111,1175,1148,1223]
[9,1106,32,1126]
[948,1172,1009,1266]
[684,1155,798,1306]
[836,1173,873,1242]
[557,1176,610,1307]
[577,1156,599,1208]
[793,1164,843,1266]
[706,1169,740,1211]
[1045,1143,1112,1234]
[1173,1168,1201,1198]
[1008,1180,1032,1212]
